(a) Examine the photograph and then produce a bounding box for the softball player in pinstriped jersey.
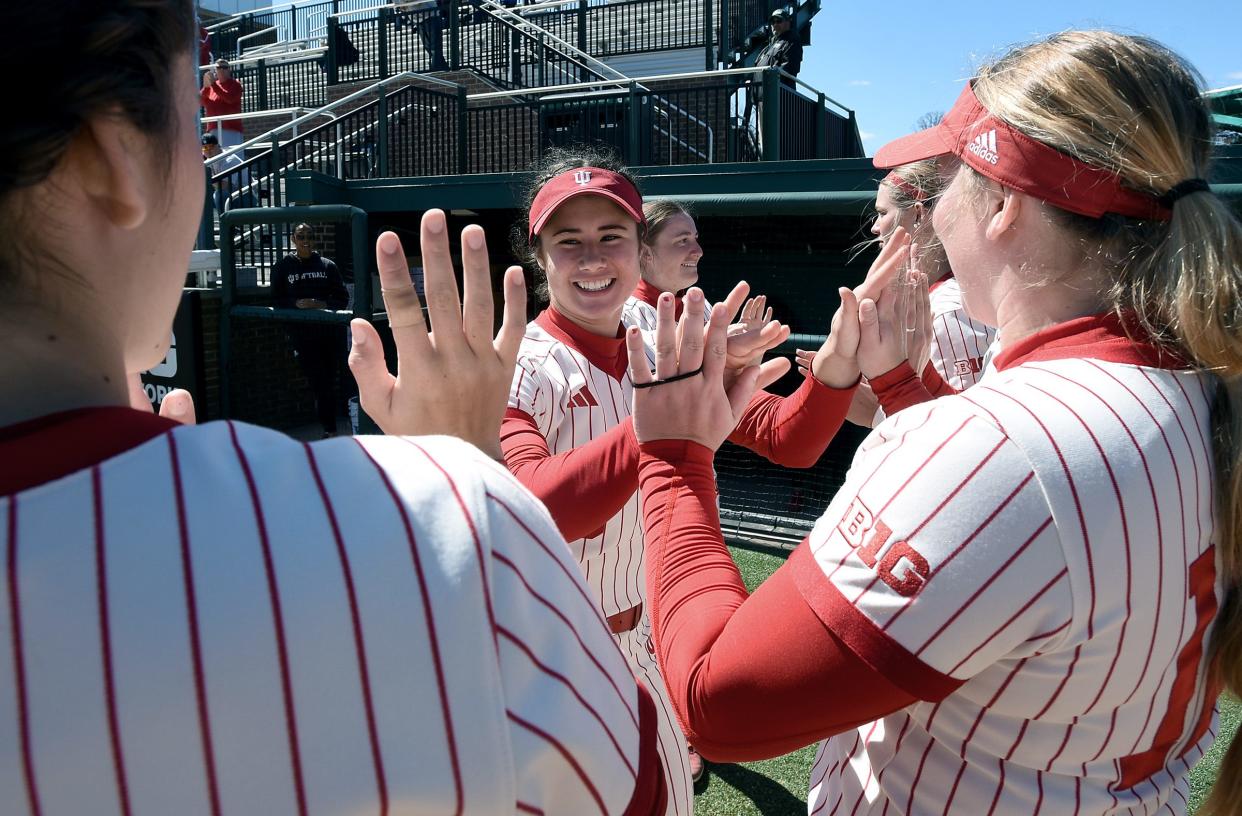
[0,5,668,811]
[815,161,998,427]
[626,31,1242,816]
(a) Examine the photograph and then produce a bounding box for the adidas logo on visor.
[967,129,999,165]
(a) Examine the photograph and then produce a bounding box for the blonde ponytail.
[972,30,1242,814]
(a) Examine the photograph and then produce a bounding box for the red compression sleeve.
[501,408,639,541]
[870,362,935,416]
[638,441,918,762]
[921,363,958,398]
[725,375,855,467]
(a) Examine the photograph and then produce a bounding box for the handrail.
[202,107,337,125]
[206,71,460,171]
[200,49,325,71]
[468,65,856,118]
[205,0,322,27]
[328,1,400,19]
[476,0,627,83]
[237,26,279,54]
[243,36,323,57]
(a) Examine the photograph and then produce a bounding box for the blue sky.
[797,1,1242,155]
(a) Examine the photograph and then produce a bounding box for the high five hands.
[794,227,932,390]
[628,288,763,449]
[348,209,526,460]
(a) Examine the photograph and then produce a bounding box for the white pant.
[615,615,694,816]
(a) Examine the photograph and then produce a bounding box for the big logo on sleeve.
[836,497,930,597]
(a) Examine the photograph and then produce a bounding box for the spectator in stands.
[745,8,803,155]
[420,0,451,72]
[271,223,349,437]
[756,8,802,86]
[201,131,246,217]
[198,21,212,67]
[200,58,244,148]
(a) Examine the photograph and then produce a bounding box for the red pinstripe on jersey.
[7,497,40,816]
[229,421,311,816]
[167,433,222,816]
[303,444,388,811]
[93,467,133,816]
[927,277,996,391]
[796,314,1220,815]
[356,437,465,815]
[0,411,659,815]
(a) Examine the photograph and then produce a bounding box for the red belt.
[607,603,643,634]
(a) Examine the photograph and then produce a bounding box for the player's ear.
[984,187,1022,241]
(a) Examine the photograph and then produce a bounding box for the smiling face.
[537,194,641,336]
[642,212,701,293]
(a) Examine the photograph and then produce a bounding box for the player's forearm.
[921,362,957,398]
[726,375,854,467]
[501,411,640,542]
[871,361,938,416]
[639,442,919,761]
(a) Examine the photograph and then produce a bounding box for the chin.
[130,328,174,374]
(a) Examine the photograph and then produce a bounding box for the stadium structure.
[155,0,1242,547]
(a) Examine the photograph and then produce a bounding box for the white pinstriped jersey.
[621,295,714,370]
[799,343,1222,815]
[509,319,642,619]
[507,314,694,816]
[928,276,997,391]
[0,417,650,816]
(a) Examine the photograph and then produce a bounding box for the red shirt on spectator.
[200,77,244,135]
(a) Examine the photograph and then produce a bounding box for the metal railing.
[464,66,860,170]
[214,0,786,86]
[205,73,464,280]
[203,52,328,113]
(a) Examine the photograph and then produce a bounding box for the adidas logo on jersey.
[967,129,999,165]
[568,388,598,408]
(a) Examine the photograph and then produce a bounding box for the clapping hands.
[794,227,932,388]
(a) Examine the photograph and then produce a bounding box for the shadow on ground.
[705,762,808,815]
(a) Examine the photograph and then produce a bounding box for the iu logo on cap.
[574,170,592,185]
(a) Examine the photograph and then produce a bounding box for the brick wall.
[195,290,352,432]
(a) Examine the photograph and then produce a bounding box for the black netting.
[693,213,877,547]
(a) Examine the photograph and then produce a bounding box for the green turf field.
[692,545,1241,815]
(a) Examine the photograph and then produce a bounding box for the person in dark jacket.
[746,8,804,155]
[756,8,802,84]
[271,223,350,436]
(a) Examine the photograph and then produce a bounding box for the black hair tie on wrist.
[1159,178,1211,209]
[632,365,704,389]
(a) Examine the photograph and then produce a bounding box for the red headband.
[882,171,926,202]
[528,167,646,240]
[874,83,1170,221]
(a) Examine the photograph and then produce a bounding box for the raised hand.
[348,210,526,459]
[802,230,912,388]
[904,268,932,378]
[628,288,761,450]
[856,267,929,381]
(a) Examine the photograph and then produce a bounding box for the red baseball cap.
[528,167,646,240]
[873,82,1170,221]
